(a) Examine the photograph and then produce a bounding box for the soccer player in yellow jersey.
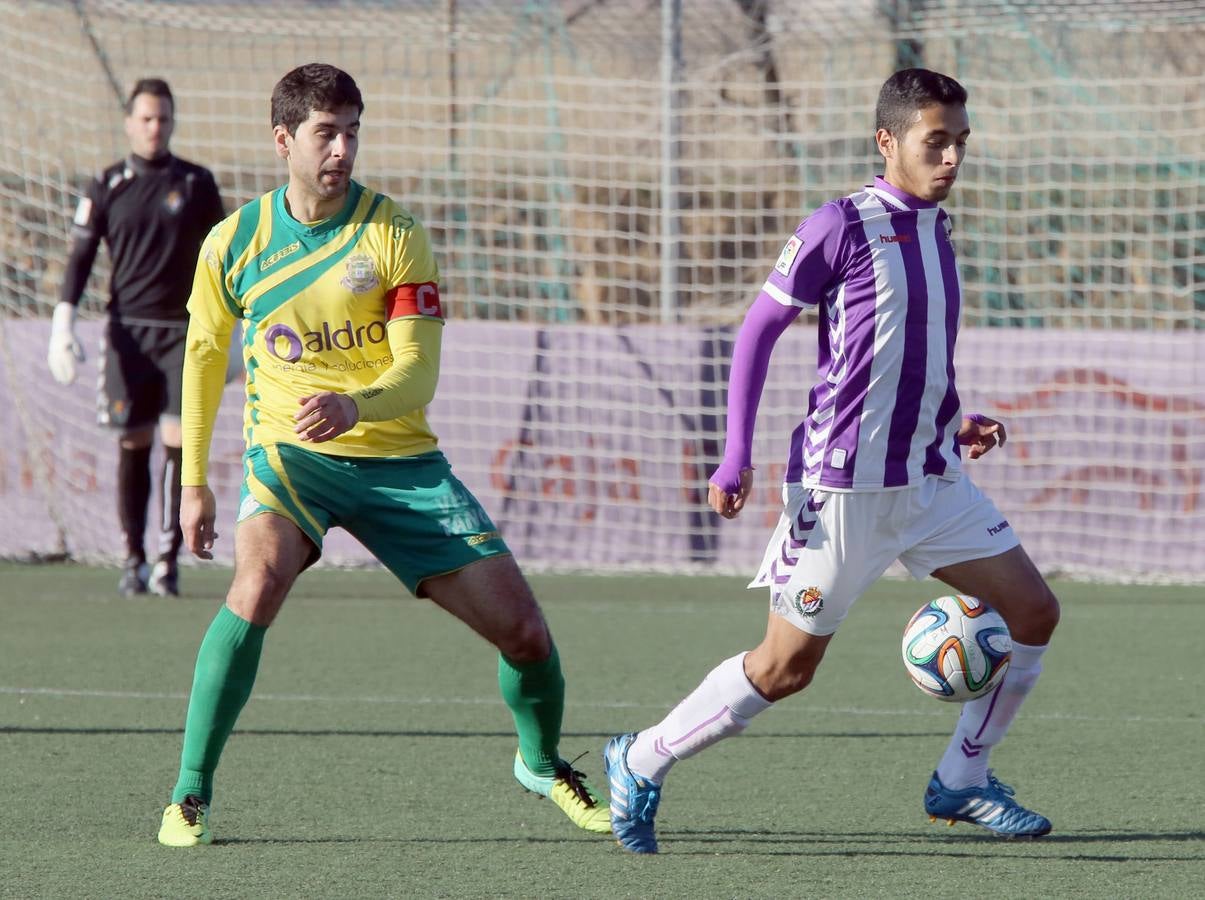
[157,63,610,847]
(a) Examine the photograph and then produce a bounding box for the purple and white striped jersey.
[762,176,963,491]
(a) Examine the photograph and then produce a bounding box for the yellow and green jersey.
[183,180,445,484]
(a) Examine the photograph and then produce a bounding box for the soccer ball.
[901,595,1012,702]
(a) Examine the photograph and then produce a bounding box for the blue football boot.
[603,733,662,853]
[924,770,1052,838]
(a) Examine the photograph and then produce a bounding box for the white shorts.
[750,475,1020,636]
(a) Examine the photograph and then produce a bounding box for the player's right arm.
[707,295,801,518]
[180,228,239,558]
[707,202,848,519]
[48,177,106,385]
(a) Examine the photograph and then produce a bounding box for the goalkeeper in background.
[48,78,225,597]
[155,62,611,847]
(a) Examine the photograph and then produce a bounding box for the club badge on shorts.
[792,585,824,618]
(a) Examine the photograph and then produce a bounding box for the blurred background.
[0,0,1201,580]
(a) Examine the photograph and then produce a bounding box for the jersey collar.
[274,180,363,238]
[867,175,940,211]
[126,152,174,175]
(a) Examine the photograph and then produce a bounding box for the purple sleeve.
[763,201,848,305]
[708,291,802,493]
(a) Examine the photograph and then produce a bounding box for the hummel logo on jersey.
[987,519,1011,536]
[879,234,911,243]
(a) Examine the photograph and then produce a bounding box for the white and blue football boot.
[924,770,1052,838]
[603,733,662,853]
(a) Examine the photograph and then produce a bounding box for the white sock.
[935,641,1047,790]
[627,652,772,784]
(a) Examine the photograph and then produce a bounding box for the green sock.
[171,606,267,804]
[498,642,564,777]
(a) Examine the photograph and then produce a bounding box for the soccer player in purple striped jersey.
[604,69,1060,852]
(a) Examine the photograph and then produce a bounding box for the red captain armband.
[385,282,444,321]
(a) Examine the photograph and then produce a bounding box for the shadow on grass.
[197,828,1205,863]
[0,726,949,740]
[656,827,1205,862]
[214,835,604,847]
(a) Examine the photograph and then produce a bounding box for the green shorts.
[239,444,510,594]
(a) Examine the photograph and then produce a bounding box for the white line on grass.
[1,685,1200,725]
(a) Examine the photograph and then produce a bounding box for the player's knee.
[744,650,820,702]
[495,613,551,663]
[119,428,154,451]
[226,565,294,627]
[1015,585,1060,645]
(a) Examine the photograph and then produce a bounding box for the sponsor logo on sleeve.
[774,235,803,276]
[73,198,93,227]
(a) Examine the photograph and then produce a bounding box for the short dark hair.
[125,78,174,114]
[875,68,967,136]
[271,63,364,135]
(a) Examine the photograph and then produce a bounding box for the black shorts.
[97,319,187,430]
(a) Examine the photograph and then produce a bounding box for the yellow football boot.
[158,795,213,847]
[513,751,612,834]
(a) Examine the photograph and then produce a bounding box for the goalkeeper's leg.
[116,433,153,596]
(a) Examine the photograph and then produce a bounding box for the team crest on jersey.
[341,254,380,293]
[164,189,184,214]
[792,585,824,618]
[774,235,803,276]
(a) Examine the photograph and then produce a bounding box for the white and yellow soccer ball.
[901,594,1012,702]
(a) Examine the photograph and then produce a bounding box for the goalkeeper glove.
[47,301,85,385]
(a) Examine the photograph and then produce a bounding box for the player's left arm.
[295,315,442,442]
[296,209,444,443]
[957,412,1007,459]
